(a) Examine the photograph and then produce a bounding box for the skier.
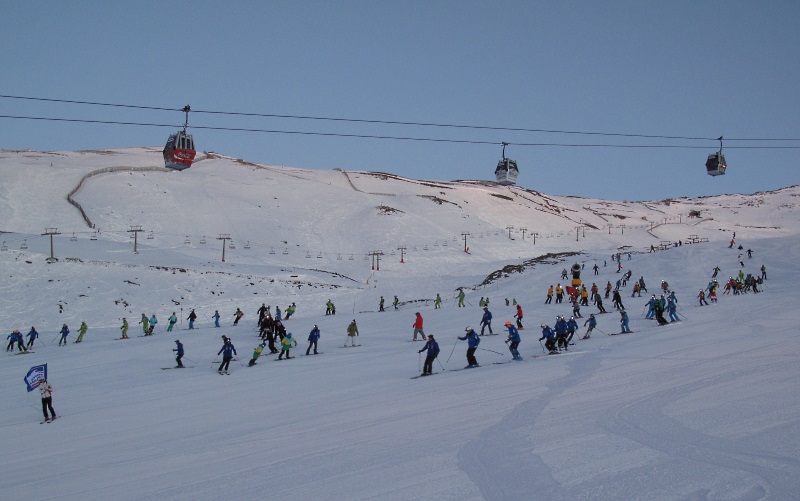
[539,324,557,354]
[73,321,88,343]
[712,266,721,278]
[58,324,70,346]
[554,316,569,351]
[631,282,641,297]
[148,314,158,335]
[139,314,150,336]
[434,294,442,309]
[571,298,582,318]
[566,316,579,344]
[325,299,334,315]
[514,304,524,329]
[666,298,679,322]
[120,317,129,339]
[212,310,220,328]
[26,326,38,349]
[257,303,268,324]
[345,320,359,347]
[504,321,522,360]
[167,312,178,332]
[39,378,57,423]
[645,296,656,319]
[306,325,320,355]
[620,310,632,333]
[698,290,709,306]
[545,285,553,304]
[187,309,197,329]
[555,284,564,303]
[595,294,607,313]
[761,265,767,280]
[217,338,237,374]
[479,297,485,308]
[278,332,297,360]
[233,308,244,326]
[479,307,493,335]
[583,314,597,339]
[173,340,185,368]
[418,335,440,375]
[275,306,282,322]
[593,263,599,275]
[379,296,385,312]
[285,302,296,320]
[6,330,18,352]
[747,248,753,258]
[248,342,265,366]
[457,289,466,307]
[412,312,427,341]
[458,327,480,367]
[605,281,612,299]
[612,289,624,310]
[638,277,648,293]
[654,297,669,326]
[393,296,399,310]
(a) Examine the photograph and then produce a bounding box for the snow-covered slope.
[0,149,798,500]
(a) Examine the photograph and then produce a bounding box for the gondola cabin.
[163,105,196,171]
[705,152,726,176]
[495,142,519,185]
[705,136,727,176]
[163,131,196,170]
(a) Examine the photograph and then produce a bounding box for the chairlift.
[70,233,78,242]
[443,241,448,247]
[349,254,354,260]
[90,233,98,241]
[146,231,154,240]
[423,245,429,250]
[390,250,396,256]
[706,136,727,176]
[184,236,191,245]
[282,248,289,255]
[337,254,342,260]
[269,247,276,255]
[163,105,196,170]
[317,252,323,259]
[229,241,236,250]
[200,236,207,244]
[434,241,439,247]
[306,252,312,258]
[495,142,519,185]
[20,239,28,250]
[244,241,251,249]
[0,241,6,251]
[413,246,418,251]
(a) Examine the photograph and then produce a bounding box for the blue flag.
[25,363,47,392]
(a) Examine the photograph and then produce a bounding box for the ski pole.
[446,338,459,364]
[436,357,446,371]
[539,339,545,353]
[418,351,421,372]
[595,328,606,336]
[476,347,505,356]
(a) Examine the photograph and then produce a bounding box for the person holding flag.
[40,378,57,422]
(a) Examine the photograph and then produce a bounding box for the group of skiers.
[6,322,89,352]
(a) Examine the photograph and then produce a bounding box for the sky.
[1,1,799,201]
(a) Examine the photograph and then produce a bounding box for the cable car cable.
[2,93,799,143]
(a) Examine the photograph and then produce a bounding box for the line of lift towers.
[162,106,728,180]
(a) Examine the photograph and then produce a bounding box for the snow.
[0,148,798,500]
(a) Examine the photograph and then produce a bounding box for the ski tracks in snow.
[456,353,601,499]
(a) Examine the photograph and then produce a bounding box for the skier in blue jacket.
[583,314,597,339]
[217,338,237,374]
[458,326,481,367]
[539,324,557,354]
[58,324,70,346]
[306,325,320,355]
[666,298,679,322]
[504,321,522,360]
[26,326,39,349]
[554,316,569,351]
[479,307,493,335]
[645,296,656,319]
[173,340,185,368]
[566,317,579,344]
[620,310,632,333]
[418,335,440,375]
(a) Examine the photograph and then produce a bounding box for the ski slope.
[0,149,798,500]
